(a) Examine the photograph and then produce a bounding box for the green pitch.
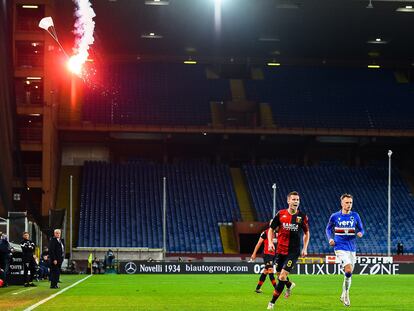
[1,274,413,310]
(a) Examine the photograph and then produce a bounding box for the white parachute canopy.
[38,16,53,30]
[38,17,59,42]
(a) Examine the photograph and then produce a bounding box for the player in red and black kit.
[250,220,277,293]
[266,191,310,310]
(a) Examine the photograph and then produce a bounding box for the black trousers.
[23,257,36,283]
[50,261,62,287]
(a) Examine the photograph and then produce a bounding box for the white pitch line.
[23,275,93,311]
[12,287,35,295]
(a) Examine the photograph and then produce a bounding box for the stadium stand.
[82,63,230,126]
[79,159,414,255]
[243,162,414,254]
[245,67,414,129]
[83,64,414,129]
[78,161,241,253]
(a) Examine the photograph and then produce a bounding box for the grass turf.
[0,274,413,310]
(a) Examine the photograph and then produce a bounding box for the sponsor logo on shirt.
[337,220,354,227]
[282,223,299,231]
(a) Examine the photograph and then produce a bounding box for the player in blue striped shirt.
[326,193,365,307]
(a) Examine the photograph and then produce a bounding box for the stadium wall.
[117,261,414,275]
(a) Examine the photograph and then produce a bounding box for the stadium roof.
[57,0,414,66]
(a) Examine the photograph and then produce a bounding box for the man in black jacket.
[48,229,64,289]
[0,232,12,287]
[20,232,37,287]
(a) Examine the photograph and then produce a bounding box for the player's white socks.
[343,272,352,291]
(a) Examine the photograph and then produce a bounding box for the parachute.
[38,16,69,58]
[38,16,53,30]
[38,0,96,76]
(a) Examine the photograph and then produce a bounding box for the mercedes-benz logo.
[125,262,137,274]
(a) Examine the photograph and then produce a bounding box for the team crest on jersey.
[296,216,302,223]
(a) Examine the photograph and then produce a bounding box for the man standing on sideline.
[0,233,12,287]
[266,191,310,310]
[49,229,65,289]
[397,241,404,255]
[326,193,365,307]
[20,232,37,287]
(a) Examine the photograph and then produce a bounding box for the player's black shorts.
[274,253,299,273]
[263,254,276,266]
